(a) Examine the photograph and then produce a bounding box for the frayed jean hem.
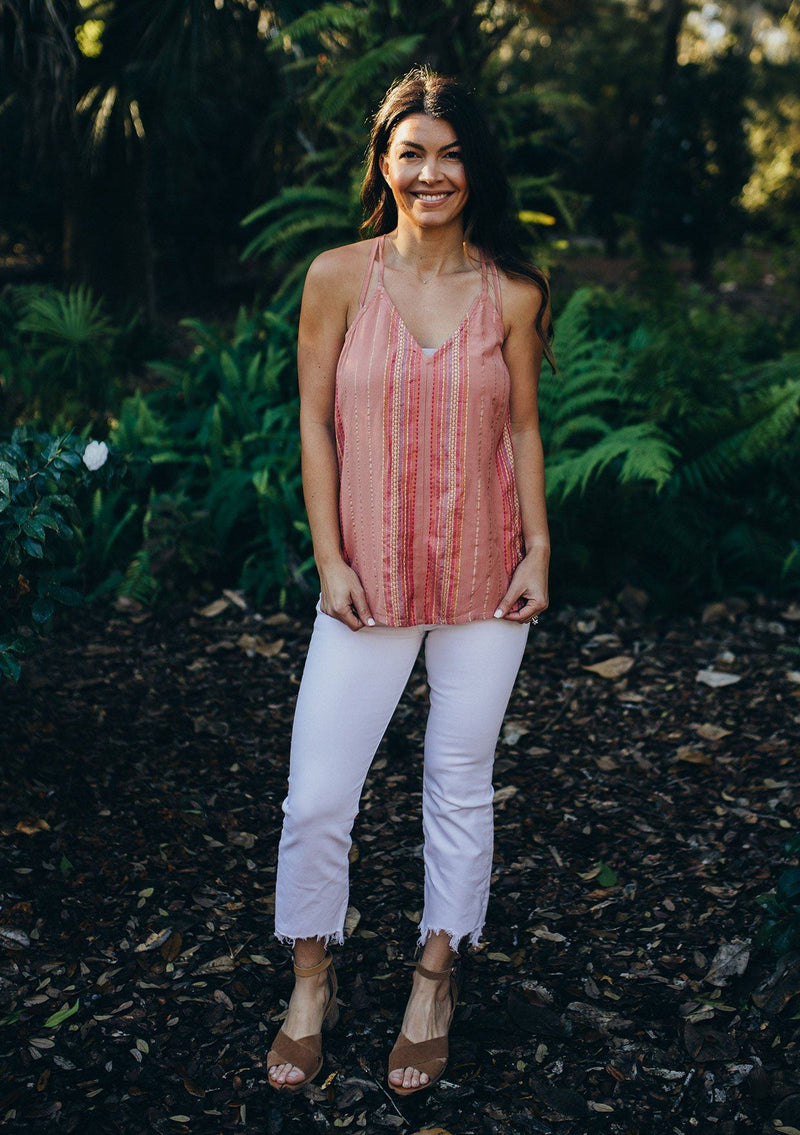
[273,928,345,950]
[416,922,484,954]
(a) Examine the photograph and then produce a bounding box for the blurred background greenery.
[1,0,799,678]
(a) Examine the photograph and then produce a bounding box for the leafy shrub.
[543,282,800,607]
[754,833,800,958]
[108,305,314,608]
[0,282,158,432]
[7,275,798,629]
[0,428,120,680]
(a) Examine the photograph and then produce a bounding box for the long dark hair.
[360,65,556,373]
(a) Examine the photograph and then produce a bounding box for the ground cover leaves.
[0,591,798,1133]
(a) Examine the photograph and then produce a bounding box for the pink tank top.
[334,232,525,626]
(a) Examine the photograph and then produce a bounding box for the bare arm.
[493,279,551,622]
[297,249,375,630]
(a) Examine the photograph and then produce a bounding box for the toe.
[273,1062,290,1084]
[286,1065,305,1083]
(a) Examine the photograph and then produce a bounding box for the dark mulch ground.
[1,589,799,1135]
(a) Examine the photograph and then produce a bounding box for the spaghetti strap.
[358,237,382,308]
[487,259,502,321]
[478,254,489,293]
[377,232,387,286]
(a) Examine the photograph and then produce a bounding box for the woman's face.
[379,113,469,229]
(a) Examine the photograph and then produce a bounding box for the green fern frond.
[730,349,800,394]
[539,287,626,441]
[675,378,800,493]
[241,212,353,264]
[241,186,352,228]
[537,287,676,499]
[550,414,613,448]
[617,426,680,487]
[266,2,367,51]
[311,36,424,120]
[117,549,158,605]
[546,422,676,501]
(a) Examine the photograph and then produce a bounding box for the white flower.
[82,440,109,471]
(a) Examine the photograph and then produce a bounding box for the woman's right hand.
[319,560,376,631]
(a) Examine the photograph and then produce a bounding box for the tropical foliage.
[3,275,798,685]
[0,429,119,681]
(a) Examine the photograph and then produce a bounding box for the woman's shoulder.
[494,264,546,325]
[306,237,378,287]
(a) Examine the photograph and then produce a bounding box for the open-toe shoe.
[387,956,460,1096]
[266,950,339,1093]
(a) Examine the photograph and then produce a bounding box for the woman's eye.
[396,149,462,160]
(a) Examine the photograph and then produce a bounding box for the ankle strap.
[415,959,456,981]
[293,950,333,977]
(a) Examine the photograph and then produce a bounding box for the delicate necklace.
[388,236,470,285]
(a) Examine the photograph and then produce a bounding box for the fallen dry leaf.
[582,655,635,679]
[696,668,742,687]
[197,597,229,617]
[692,722,733,740]
[15,818,50,835]
[237,632,284,658]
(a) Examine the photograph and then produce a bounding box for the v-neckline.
[379,284,485,362]
[378,233,487,362]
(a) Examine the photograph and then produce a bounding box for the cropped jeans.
[273,598,530,954]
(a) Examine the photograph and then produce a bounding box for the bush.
[0,428,120,680]
[0,281,164,433]
[106,304,315,608]
[543,282,800,607]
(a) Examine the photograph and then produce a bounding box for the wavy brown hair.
[360,65,556,373]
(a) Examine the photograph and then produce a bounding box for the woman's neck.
[388,222,471,278]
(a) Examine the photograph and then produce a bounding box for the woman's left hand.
[493,546,550,623]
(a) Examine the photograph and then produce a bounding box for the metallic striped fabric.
[333,232,525,627]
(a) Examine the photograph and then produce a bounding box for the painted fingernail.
[367,618,375,626]
[493,608,503,619]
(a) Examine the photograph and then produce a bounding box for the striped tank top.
[334,232,525,627]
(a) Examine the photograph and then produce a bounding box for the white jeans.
[274,598,530,954]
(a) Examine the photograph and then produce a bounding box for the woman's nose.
[419,159,443,182]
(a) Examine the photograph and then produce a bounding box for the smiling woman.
[379,117,469,233]
[265,64,557,1099]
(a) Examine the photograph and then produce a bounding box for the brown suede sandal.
[266,950,339,1093]
[387,957,460,1096]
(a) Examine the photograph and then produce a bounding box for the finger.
[503,596,539,622]
[352,589,376,628]
[331,601,363,631]
[493,585,524,619]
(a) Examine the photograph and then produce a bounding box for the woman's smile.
[411,190,454,206]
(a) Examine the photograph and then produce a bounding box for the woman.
[267,65,555,1097]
